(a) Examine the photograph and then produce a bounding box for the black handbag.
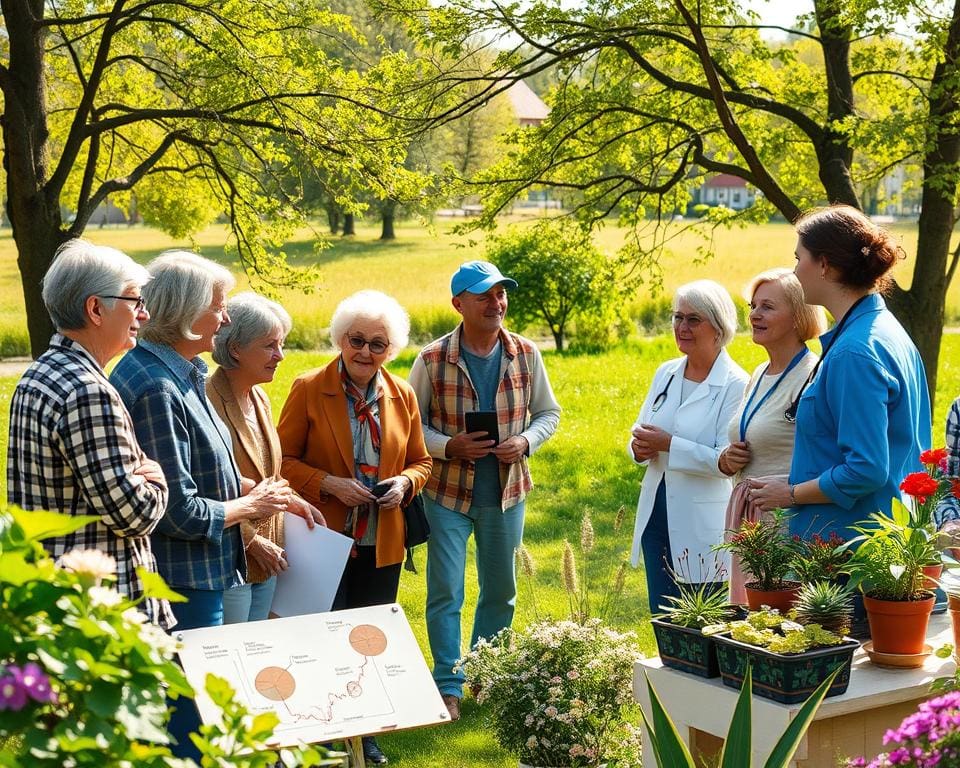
[403,493,430,573]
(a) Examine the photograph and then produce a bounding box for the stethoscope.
[651,374,675,412]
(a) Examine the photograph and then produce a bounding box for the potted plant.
[652,575,744,679]
[792,580,855,636]
[714,509,802,611]
[843,502,938,659]
[702,609,858,704]
[791,530,852,584]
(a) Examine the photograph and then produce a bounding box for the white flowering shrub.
[459,618,641,767]
[0,507,336,767]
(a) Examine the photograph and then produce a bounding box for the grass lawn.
[1,219,958,766]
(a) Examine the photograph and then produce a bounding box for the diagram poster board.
[176,604,450,747]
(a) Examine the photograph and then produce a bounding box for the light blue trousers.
[222,576,278,624]
[423,496,525,697]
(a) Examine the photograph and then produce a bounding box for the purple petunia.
[848,692,960,767]
[0,662,56,711]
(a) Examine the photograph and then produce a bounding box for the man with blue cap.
[409,260,560,720]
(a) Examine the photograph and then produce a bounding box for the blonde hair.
[745,268,827,342]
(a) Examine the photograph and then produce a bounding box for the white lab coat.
[628,349,748,579]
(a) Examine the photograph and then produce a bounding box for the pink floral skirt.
[724,479,766,604]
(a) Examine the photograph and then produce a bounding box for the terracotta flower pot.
[949,594,960,661]
[863,593,935,655]
[744,581,800,613]
[922,562,944,589]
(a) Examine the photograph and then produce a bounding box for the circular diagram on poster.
[255,666,296,701]
[349,624,388,656]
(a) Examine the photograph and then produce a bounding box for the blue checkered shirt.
[937,396,960,527]
[110,340,244,591]
[7,335,174,627]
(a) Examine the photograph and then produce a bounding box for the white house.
[698,174,756,210]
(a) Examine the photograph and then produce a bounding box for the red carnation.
[900,471,940,503]
[920,448,948,467]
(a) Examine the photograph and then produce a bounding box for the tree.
[387,0,960,402]
[0,1,427,356]
[485,220,624,351]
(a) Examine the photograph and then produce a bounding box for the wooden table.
[634,614,957,766]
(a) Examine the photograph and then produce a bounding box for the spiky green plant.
[655,581,735,629]
[792,581,854,636]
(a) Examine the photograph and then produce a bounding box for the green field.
[0,217,954,354]
[1,220,958,766]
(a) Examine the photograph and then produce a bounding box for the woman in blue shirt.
[747,205,931,539]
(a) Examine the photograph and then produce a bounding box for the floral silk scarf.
[339,362,383,554]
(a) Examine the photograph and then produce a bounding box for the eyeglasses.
[346,335,389,355]
[101,295,146,311]
[672,312,704,329]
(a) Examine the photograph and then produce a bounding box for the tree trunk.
[886,0,960,407]
[552,327,564,352]
[1,0,63,357]
[380,200,396,240]
[342,213,355,236]
[326,204,340,234]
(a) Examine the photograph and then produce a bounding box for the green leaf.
[136,568,188,602]
[762,667,841,768]
[86,680,123,718]
[114,688,171,743]
[640,673,695,767]
[9,508,99,542]
[0,551,43,585]
[720,665,753,767]
[891,498,910,527]
[205,673,237,708]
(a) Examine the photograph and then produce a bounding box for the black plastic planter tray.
[713,634,859,704]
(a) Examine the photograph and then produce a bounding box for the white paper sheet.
[270,512,353,617]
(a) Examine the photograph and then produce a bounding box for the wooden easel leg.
[345,735,364,767]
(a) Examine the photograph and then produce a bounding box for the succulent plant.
[655,581,736,629]
[792,581,854,636]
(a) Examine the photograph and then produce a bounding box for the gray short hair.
[674,279,738,346]
[139,250,235,346]
[212,292,292,369]
[41,239,150,331]
[330,290,410,362]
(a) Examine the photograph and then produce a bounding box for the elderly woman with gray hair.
[110,252,295,759]
[277,289,431,765]
[8,239,171,626]
[628,279,748,613]
[207,292,326,624]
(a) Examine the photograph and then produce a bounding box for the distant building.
[505,80,549,128]
[698,174,756,210]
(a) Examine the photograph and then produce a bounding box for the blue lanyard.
[739,348,809,442]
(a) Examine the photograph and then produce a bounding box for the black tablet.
[465,410,500,445]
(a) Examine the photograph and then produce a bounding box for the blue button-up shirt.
[111,340,244,591]
[789,294,931,538]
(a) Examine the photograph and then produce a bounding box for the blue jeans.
[222,577,277,624]
[640,479,682,614]
[168,587,224,762]
[424,496,525,697]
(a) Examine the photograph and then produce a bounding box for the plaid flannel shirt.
[936,397,960,527]
[7,335,174,628]
[110,340,244,591]
[409,325,560,513]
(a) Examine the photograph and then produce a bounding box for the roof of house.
[703,173,749,188]
[505,80,550,122]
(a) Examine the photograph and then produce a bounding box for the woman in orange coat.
[278,289,432,606]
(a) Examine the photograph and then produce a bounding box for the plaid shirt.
[937,397,960,527]
[7,335,174,628]
[110,340,244,591]
[409,325,560,513]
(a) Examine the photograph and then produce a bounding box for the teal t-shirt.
[461,341,503,507]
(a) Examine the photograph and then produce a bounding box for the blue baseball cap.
[450,260,518,296]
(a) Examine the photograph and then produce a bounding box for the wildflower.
[566,669,580,680]
[569,744,585,758]
[545,705,558,718]
[580,512,595,553]
[526,735,538,749]
[89,586,123,608]
[0,670,27,711]
[19,663,56,704]
[562,541,578,595]
[59,549,116,584]
[516,544,536,577]
[614,504,625,532]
